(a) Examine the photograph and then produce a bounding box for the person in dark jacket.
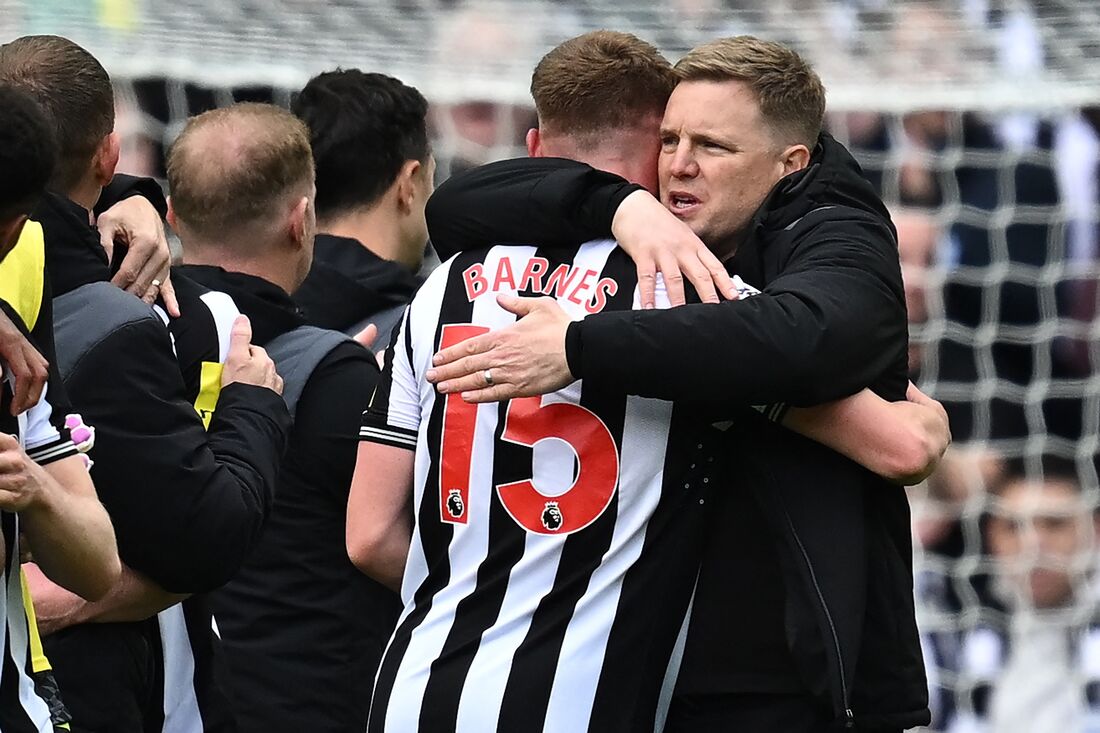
[291,69,430,342]
[425,36,928,732]
[1,35,292,732]
[166,102,401,733]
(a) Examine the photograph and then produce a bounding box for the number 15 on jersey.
[437,324,621,536]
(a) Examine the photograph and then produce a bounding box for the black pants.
[665,692,903,733]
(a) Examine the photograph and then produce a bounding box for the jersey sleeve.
[359,305,420,451]
[22,381,78,466]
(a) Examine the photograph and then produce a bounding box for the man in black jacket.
[1,35,292,732]
[426,36,927,731]
[291,69,430,342]
[167,102,401,733]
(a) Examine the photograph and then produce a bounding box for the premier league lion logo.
[446,489,465,519]
[541,502,563,531]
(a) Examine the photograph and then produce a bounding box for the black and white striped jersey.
[360,243,726,733]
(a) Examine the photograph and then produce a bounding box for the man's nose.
[669,142,699,179]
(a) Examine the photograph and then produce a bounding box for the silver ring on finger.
[151,279,162,288]
[483,369,495,386]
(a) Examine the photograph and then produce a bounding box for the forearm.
[26,562,184,635]
[568,228,907,404]
[426,157,638,258]
[351,524,411,593]
[782,390,947,485]
[22,458,119,601]
[347,443,414,592]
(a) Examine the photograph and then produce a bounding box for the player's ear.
[396,159,422,214]
[288,195,310,249]
[93,131,121,187]
[165,197,178,232]
[526,128,542,158]
[780,144,811,176]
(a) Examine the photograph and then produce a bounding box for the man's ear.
[93,132,121,187]
[395,159,422,215]
[288,195,310,248]
[526,128,542,158]
[780,144,811,176]
[165,197,178,232]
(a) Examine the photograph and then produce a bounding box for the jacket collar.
[293,233,419,332]
[742,132,895,245]
[176,264,305,346]
[36,191,112,298]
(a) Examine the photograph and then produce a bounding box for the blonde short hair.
[675,36,825,148]
[531,31,676,144]
[167,103,314,239]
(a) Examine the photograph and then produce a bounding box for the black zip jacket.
[424,134,929,730]
[294,233,419,342]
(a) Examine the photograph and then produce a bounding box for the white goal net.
[3,1,1100,730]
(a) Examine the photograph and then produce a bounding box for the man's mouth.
[667,192,702,215]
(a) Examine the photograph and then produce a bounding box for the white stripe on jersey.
[159,597,203,732]
[198,290,240,362]
[1,524,51,732]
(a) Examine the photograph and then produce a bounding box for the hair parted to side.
[0,84,58,222]
[167,103,314,241]
[0,35,114,193]
[675,36,825,148]
[531,31,675,143]
[293,69,430,220]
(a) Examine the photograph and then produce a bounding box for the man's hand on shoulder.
[612,190,736,308]
[427,294,573,403]
[0,311,47,415]
[96,196,179,316]
[221,315,284,395]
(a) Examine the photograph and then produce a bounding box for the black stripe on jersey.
[358,425,418,451]
[365,308,410,422]
[147,616,167,732]
[416,246,561,730]
[496,247,637,732]
[369,251,481,733]
[589,408,712,731]
[25,440,78,466]
[0,513,38,733]
[164,273,223,404]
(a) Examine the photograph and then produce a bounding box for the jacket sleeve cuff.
[565,321,583,379]
[93,174,169,218]
[589,181,646,234]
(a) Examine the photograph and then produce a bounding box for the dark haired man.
[292,69,433,341]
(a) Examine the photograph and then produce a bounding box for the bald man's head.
[167,103,315,246]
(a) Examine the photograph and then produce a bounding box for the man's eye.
[702,141,726,151]
[660,136,678,147]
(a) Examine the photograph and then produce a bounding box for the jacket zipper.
[784,512,854,727]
